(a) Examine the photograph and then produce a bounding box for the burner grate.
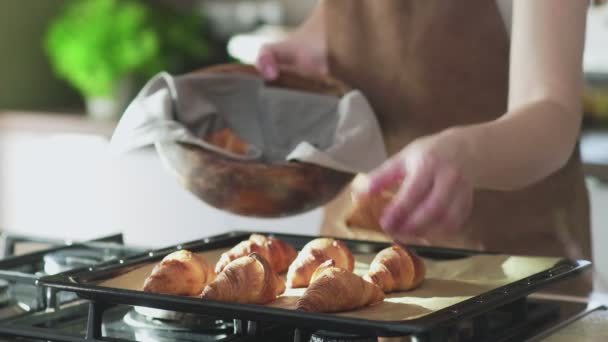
[72,296,563,342]
[0,233,141,311]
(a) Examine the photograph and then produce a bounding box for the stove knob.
[310,330,377,342]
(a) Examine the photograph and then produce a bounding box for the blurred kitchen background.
[1,0,608,296]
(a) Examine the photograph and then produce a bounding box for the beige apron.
[321,0,592,295]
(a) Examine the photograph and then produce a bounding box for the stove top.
[0,232,599,342]
[0,298,595,342]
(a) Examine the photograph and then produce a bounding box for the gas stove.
[0,294,599,342]
[0,232,600,342]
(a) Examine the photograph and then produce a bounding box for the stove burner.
[0,279,29,320]
[125,307,229,332]
[310,330,378,342]
[43,248,116,275]
[0,280,11,307]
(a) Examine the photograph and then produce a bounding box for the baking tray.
[39,231,591,337]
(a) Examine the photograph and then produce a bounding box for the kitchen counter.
[584,163,608,183]
[0,110,115,137]
[525,292,607,341]
[544,308,608,341]
[581,129,608,182]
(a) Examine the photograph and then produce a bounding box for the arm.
[362,0,588,238]
[452,0,587,190]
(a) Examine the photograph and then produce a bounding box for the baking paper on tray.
[98,248,561,322]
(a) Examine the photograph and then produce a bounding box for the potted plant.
[45,0,212,120]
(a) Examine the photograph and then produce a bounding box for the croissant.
[364,245,426,293]
[296,260,384,313]
[200,253,285,304]
[345,191,393,231]
[143,250,215,296]
[345,176,399,231]
[215,234,297,274]
[204,127,249,155]
[286,238,354,288]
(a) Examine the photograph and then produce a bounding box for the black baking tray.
[39,231,591,337]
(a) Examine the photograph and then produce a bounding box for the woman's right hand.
[255,6,327,80]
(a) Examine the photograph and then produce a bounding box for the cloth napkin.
[110,71,387,174]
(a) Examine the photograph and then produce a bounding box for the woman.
[256,1,591,295]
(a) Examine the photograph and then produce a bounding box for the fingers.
[380,160,434,233]
[367,159,406,194]
[256,45,280,80]
[256,43,299,80]
[351,158,404,203]
[380,162,472,240]
[398,166,460,233]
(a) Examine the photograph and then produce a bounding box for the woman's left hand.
[357,131,474,242]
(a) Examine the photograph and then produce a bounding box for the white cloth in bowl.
[110,71,387,174]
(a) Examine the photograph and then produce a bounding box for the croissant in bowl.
[204,127,249,155]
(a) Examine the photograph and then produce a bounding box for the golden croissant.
[364,245,425,293]
[204,127,249,155]
[345,176,399,232]
[286,238,354,288]
[215,234,297,274]
[296,260,384,313]
[345,191,394,231]
[200,253,285,305]
[143,250,215,296]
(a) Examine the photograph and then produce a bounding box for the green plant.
[45,0,210,98]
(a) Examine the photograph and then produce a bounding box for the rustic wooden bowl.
[155,64,354,217]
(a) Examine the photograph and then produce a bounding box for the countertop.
[584,163,608,183]
[0,111,115,137]
[544,307,608,341]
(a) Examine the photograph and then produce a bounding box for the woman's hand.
[357,131,474,242]
[255,5,327,80]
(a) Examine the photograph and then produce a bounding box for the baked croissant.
[204,127,249,155]
[200,253,285,304]
[296,260,384,313]
[215,234,297,273]
[286,238,354,288]
[215,234,297,274]
[143,250,215,296]
[345,191,393,231]
[345,175,399,231]
[364,245,425,293]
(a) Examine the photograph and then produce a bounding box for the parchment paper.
[99,248,561,321]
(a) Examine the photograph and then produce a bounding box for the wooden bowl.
[155,64,355,217]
